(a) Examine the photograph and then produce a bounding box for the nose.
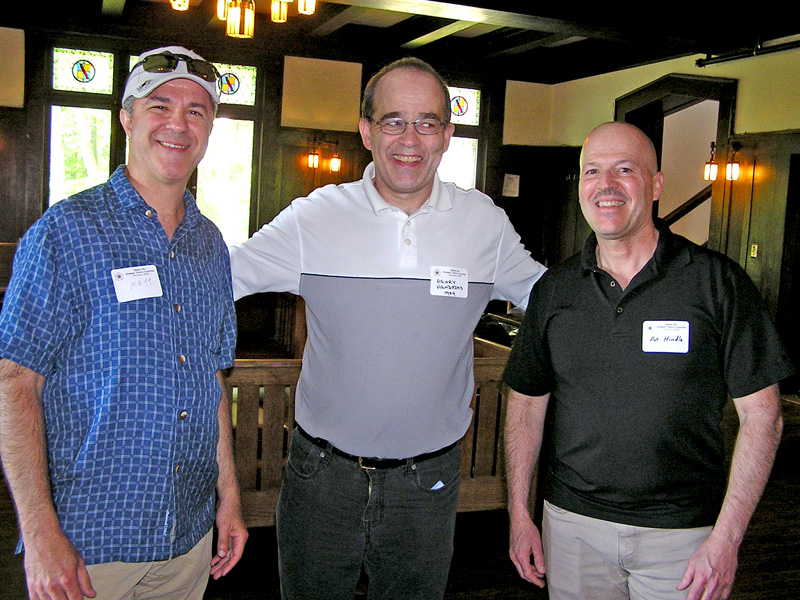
[397,122,421,144]
[164,109,189,133]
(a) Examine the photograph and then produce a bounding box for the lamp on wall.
[726,142,741,181]
[170,0,190,10]
[227,0,256,38]
[307,149,320,168]
[330,152,342,173]
[703,141,718,181]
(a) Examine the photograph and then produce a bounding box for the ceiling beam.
[400,20,477,49]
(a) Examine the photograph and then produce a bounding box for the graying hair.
[361,57,451,124]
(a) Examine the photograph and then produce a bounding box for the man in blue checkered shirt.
[0,46,247,600]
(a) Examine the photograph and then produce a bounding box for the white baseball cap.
[123,46,220,105]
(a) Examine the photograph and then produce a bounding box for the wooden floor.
[2,398,798,600]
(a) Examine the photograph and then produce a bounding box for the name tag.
[111,265,163,303]
[430,266,468,298]
[642,320,689,353]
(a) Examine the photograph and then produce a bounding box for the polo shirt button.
[405,238,411,245]
[178,354,187,363]
[616,306,624,314]
[145,209,153,218]
[179,410,188,420]
[405,221,412,227]
[610,281,616,287]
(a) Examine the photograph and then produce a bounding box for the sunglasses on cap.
[131,51,220,82]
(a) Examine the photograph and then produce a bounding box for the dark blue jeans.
[276,428,461,600]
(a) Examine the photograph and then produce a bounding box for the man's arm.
[505,388,550,588]
[209,370,248,580]
[678,383,783,600]
[0,359,95,600]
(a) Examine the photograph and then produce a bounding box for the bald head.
[580,122,659,178]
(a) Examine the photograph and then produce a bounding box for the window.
[439,86,483,190]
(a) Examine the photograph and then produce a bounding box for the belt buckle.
[358,456,375,470]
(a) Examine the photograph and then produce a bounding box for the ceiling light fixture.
[271,0,288,23]
[298,0,316,15]
[227,0,256,38]
[217,0,229,20]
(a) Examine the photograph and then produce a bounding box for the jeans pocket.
[411,445,461,494]
[285,434,327,479]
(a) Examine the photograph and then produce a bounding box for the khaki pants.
[85,529,213,600]
[542,501,713,600]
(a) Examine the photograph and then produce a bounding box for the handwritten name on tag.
[111,265,163,303]
[642,320,689,353]
[430,266,468,298]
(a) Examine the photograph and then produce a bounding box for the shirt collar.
[108,164,201,229]
[361,162,453,216]
[580,219,692,277]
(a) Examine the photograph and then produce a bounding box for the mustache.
[591,187,629,203]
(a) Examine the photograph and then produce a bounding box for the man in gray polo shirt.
[230,57,545,599]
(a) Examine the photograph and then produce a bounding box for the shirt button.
[145,209,153,218]
[169,250,175,259]
[174,303,181,312]
[174,464,181,473]
[610,281,616,287]
[405,221,412,227]
[405,238,412,245]
[178,354,186,364]
[179,410,188,420]
[616,306,624,314]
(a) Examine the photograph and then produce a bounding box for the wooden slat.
[261,384,287,487]
[234,384,261,492]
[473,379,501,477]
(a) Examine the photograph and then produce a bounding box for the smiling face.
[120,78,215,190]
[358,68,454,213]
[579,122,664,243]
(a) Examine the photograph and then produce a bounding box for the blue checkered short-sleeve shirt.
[0,166,237,564]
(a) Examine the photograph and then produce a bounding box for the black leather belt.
[295,425,457,470]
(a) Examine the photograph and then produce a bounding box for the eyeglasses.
[370,117,446,136]
[132,52,220,82]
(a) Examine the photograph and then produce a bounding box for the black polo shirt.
[504,222,795,528]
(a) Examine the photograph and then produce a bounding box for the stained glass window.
[449,86,480,126]
[53,48,115,95]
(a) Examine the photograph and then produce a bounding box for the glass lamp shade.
[308,151,320,169]
[170,0,190,10]
[703,161,718,181]
[298,0,316,15]
[227,0,256,38]
[271,0,288,23]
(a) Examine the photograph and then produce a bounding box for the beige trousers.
[85,529,213,600]
[542,501,713,600]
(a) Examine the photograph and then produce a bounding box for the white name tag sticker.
[642,321,690,353]
[430,266,468,298]
[111,265,163,303]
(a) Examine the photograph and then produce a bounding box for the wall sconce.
[298,0,317,15]
[227,0,256,38]
[308,150,320,169]
[330,153,342,173]
[271,0,289,23]
[703,142,718,181]
[217,0,229,20]
[726,142,741,181]
[170,0,190,10]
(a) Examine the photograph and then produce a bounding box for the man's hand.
[23,528,95,600]
[677,531,737,600]
[209,497,248,579]
[509,510,546,588]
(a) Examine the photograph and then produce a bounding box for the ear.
[652,171,665,201]
[119,108,132,137]
[441,121,455,153]
[358,117,373,151]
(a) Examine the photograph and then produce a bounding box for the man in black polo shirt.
[503,122,794,600]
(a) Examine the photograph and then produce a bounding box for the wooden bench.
[223,338,512,528]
